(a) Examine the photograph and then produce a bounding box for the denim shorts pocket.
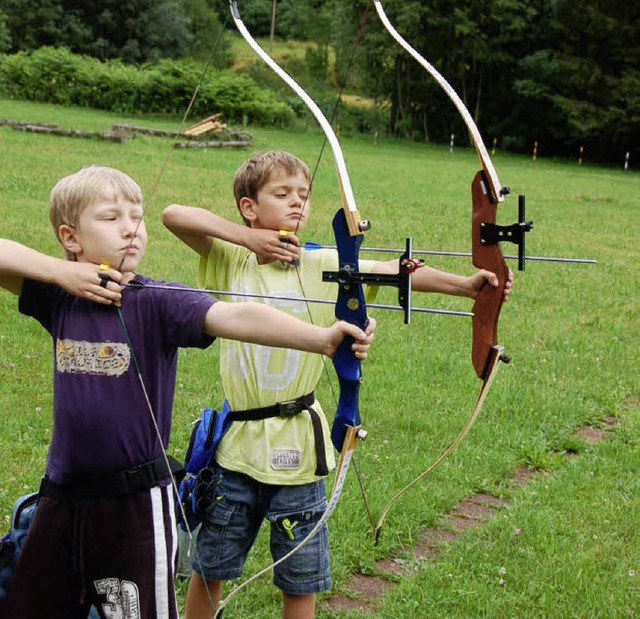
[205,498,234,527]
[197,499,236,565]
[271,507,329,579]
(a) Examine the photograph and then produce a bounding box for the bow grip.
[328,209,368,450]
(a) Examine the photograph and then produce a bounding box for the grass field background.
[0,98,638,617]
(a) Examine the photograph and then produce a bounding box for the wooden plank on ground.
[0,119,59,129]
[111,123,187,138]
[184,114,226,137]
[14,124,127,143]
[173,140,250,149]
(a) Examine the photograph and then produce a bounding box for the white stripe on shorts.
[150,485,170,617]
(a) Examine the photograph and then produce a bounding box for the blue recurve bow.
[214,4,425,615]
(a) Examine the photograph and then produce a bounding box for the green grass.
[0,98,638,617]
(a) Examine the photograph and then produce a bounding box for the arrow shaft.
[124,282,472,317]
[304,243,596,264]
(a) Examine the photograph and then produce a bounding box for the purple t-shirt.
[19,274,216,484]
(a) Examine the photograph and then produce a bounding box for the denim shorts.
[192,466,331,595]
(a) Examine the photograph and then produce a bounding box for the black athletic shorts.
[0,484,179,619]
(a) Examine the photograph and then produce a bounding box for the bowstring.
[112,14,230,616]
[117,17,229,273]
[291,0,376,535]
[369,0,509,543]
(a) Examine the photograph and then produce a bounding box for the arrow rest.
[323,236,422,325]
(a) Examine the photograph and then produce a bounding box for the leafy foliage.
[507,0,640,160]
[0,0,230,64]
[0,10,10,53]
[0,47,292,124]
[334,0,639,163]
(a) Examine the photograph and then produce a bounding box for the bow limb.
[230,1,364,236]
[373,347,502,544]
[213,426,360,618]
[372,0,503,202]
[372,1,528,544]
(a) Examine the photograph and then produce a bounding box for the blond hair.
[50,165,143,260]
[233,150,311,225]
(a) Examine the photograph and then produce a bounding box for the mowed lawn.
[0,99,638,617]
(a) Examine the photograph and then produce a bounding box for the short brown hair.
[233,150,311,225]
[50,165,143,260]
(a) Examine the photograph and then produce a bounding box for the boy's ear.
[238,197,258,224]
[58,224,82,257]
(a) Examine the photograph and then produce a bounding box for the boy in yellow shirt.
[163,150,512,618]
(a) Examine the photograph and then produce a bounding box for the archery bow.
[213,4,375,615]
[215,2,443,613]
[371,0,532,544]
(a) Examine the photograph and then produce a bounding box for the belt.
[226,392,328,477]
[39,456,184,499]
[226,392,316,421]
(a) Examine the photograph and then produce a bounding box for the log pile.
[1,114,252,148]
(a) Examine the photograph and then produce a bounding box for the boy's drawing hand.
[468,268,514,302]
[247,229,300,264]
[57,262,123,306]
[325,316,376,360]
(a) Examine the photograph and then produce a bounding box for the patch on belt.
[271,450,302,470]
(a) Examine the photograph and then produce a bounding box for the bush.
[0,46,293,126]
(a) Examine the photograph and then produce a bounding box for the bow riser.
[471,171,509,379]
[328,209,368,451]
[229,0,364,236]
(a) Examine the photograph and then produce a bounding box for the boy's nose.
[122,220,138,236]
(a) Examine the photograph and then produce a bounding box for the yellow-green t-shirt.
[199,238,377,484]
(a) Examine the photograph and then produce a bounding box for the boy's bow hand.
[468,268,514,302]
[248,229,300,264]
[503,268,514,300]
[325,317,376,360]
[56,262,123,306]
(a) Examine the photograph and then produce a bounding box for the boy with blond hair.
[0,164,373,618]
[163,149,512,618]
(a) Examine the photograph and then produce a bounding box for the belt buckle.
[277,400,300,417]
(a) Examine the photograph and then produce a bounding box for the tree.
[0,0,63,51]
[510,0,640,160]
[181,0,231,65]
[0,0,195,62]
[0,10,10,52]
[335,0,536,144]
